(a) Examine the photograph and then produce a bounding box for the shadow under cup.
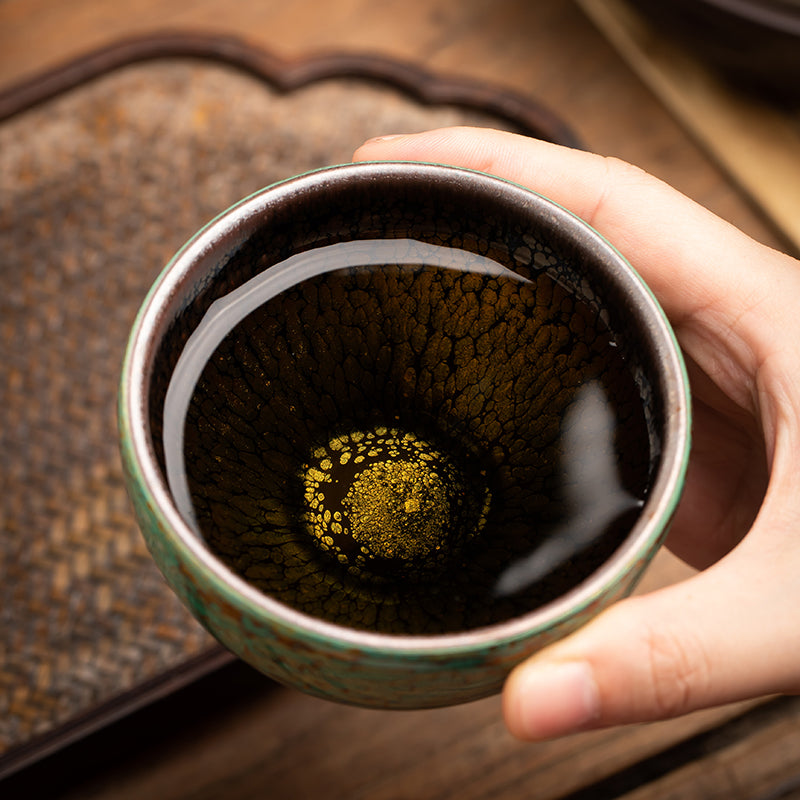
[120,162,690,708]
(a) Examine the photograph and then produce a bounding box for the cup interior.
[129,162,687,640]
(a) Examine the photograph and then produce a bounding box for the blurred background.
[1,1,799,798]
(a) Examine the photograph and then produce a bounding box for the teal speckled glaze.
[118,162,691,709]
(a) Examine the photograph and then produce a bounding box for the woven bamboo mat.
[0,39,575,774]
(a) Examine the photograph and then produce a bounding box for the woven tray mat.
[0,37,575,774]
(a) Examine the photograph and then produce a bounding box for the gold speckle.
[298,424,490,582]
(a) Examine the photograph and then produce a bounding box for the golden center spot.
[299,425,488,578]
[344,459,449,561]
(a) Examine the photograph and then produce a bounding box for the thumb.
[502,539,799,740]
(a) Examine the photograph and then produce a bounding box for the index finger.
[354,127,798,411]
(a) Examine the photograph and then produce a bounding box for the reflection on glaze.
[494,382,643,597]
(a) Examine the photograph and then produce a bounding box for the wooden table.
[2,1,799,798]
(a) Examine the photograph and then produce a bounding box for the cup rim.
[119,161,691,656]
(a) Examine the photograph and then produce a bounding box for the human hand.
[354,127,800,740]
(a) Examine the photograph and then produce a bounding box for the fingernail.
[363,133,408,144]
[506,661,600,740]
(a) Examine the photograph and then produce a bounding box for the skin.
[353,127,800,740]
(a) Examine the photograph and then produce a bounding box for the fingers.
[355,127,800,453]
[501,394,800,740]
[662,354,768,568]
[355,128,799,417]
[503,415,800,741]
[353,128,800,736]
[353,127,775,300]
[503,534,800,740]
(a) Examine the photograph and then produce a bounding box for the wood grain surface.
[2,0,799,797]
[579,0,800,255]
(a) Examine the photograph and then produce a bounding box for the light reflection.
[493,381,643,598]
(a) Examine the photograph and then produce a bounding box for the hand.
[354,127,800,740]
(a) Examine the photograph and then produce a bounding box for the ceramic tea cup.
[119,162,690,709]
